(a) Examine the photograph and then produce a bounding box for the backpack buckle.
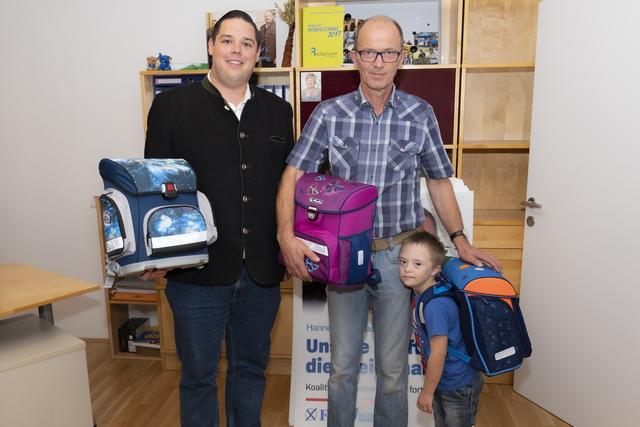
[161,182,177,199]
[306,206,318,221]
[433,281,451,295]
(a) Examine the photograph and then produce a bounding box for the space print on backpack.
[98,158,217,287]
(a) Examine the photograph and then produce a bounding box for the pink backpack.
[293,173,378,287]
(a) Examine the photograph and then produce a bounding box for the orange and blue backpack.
[415,257,532,376]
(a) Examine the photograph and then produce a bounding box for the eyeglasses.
[356,50,401,63]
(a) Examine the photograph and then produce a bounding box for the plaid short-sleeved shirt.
[287,87,453,239]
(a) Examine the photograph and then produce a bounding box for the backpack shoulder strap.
[416,278,471,364]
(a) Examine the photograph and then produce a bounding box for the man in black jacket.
[144,10,294,427]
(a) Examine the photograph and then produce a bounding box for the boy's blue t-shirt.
[414,290,479,392]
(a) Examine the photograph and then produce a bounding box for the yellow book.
[302,6,344,67]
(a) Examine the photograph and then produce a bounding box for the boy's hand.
[417,390,434,413]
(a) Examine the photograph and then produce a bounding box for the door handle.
[521,197,542,209]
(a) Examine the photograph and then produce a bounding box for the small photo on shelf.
[343,14,364,32]
[405,31,439,65]
[342,13,364,65]
[248,8,278,67]
[301,72,322,102]
[343,31,355,64]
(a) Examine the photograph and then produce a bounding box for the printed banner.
[289,178,474,426]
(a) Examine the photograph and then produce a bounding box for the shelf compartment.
[296,67,459,146]
[461,69,534,144]
[463,0,539,64]
[106,300,161,361]
[460,150,529,211]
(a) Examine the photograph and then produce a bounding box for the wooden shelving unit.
[457,0,540,385]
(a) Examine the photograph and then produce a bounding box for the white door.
[513,2,640,426]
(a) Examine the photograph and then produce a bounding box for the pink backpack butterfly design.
[293,173,378,287]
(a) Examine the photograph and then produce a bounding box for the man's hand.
[417,390,434,413]
[454,237,503,272]
[138,269,169,281]
[278,231,319,282]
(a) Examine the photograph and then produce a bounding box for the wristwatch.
[449,230,467,242]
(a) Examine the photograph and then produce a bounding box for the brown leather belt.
[371,228,419,251]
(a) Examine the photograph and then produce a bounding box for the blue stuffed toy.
[157,53,172,70]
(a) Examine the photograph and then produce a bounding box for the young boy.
[399,231,483,427]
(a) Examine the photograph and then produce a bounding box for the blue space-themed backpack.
[98,158,217,287]
[414,258,532,376]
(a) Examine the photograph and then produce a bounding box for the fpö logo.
[304,407,328,422]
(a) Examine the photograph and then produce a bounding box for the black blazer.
[145,78,294,285]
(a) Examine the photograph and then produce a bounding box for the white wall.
[0,0,266,337]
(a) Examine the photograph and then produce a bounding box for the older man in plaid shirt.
[276,16,501,427]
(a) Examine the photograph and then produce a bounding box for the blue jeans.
[327,245,411,427]
[433,375,483,427]
[165,267,280,427]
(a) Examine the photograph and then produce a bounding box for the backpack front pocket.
[99,189,136,259]
[143,205,208,256]
[338,231,371,286]
[465,294,524,375]
[294,231,332,284]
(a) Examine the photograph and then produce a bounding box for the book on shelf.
[256,84,290,102]
[117,317,149,353]
[110,291,157,302]
[302,6,344,67]
[130,341,160,352]
[131,340,160,350]
[152,75,206,96]
[113,277,155,289]
[137,328,160,344]
[110,277,157,302]
[130,328,161,356]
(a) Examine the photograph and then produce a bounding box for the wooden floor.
[86,340,570,427]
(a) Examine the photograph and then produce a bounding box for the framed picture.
[300,72,322,102]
